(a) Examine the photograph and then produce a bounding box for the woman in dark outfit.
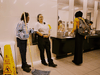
[34,14,57,67]
[70,11,85,65]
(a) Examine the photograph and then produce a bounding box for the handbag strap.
[78,18,89,29]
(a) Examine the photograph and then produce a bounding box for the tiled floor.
[17,49,100,75]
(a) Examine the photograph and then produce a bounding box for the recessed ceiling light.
[14,0,17,4]
[25,2,29,5]
[62,6,69,9]
[52,5,57,8]
[40,3,45,7]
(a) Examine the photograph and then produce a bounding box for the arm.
[62,25,65,32]
[69,18,79,36]
[71,19,79,34]
[36,31,43,36]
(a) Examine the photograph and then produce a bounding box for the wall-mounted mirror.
[57,0,100,37]
[58,0,69,32]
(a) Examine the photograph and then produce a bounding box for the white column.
[69,0,74,28]
[93,1,98,28]
[83,0,88,19]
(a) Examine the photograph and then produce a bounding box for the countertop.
[50,34,100,39]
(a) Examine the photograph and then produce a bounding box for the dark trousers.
[74,30,84,65]
[17,38,27,66]
[38,35,53,63]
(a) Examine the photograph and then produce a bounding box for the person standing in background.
[85,19,93,30]
[58,20,65,32]
[70,11,85,65]
[0,48,3,74]
[34,14,57,67]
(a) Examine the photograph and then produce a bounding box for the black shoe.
[26,64,31,67]
[72,60,81,65]
[41,61,48,66]
[72,60,75,63]
[21,66,31,72]
[49,63,57,67]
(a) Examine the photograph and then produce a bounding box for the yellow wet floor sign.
[3,45,17,75]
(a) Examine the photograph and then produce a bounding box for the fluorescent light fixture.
[25,2,29,5]
[58,3,63,4]
[88,8,93,9]
[1,0,3,3]
[40,3,45,7]
[75,7,79,10]
[14,0,17,4]
[62,6,69,9]
[52,5,57,8]
[53,0,57,1]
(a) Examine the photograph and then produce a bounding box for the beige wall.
[0,0,57,42]
[0,0,57,66]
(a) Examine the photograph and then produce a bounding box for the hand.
[38,29,44,32]
[84,36,86,39]
[48,33,50,36]
[43,35,49,38]
[29,30,31,34]
[69,32,72,36]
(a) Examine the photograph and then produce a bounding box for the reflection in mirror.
[58,0,100,37]
[57,0,69,37]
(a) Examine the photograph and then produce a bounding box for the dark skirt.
[73,29,84,65]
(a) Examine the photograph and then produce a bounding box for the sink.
[63,36,74,38]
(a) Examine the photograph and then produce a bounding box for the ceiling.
[58,0,100,11]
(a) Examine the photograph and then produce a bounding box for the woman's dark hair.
[90,21,93,24]
[21,12,29,21]
[58,16,59,20]
[75,11,83,18]
[37,14,42,22]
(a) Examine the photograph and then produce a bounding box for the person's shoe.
[41,61,48,66]
[21,66,31,72]
[72,60,75,63]
[49,63,57,67]
[26,64,31,67]
[72,60,81,65]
